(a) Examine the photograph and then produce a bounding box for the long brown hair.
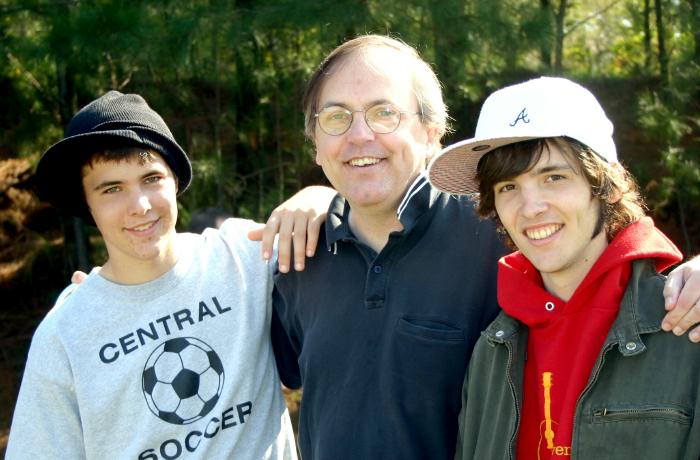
[476,137,645,244]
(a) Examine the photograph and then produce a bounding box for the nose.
[520,187,548,218]
[345,112,375,144]
[128,190,152,216]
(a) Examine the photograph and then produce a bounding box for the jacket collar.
[484,259,667,356]
[607,259,666,356]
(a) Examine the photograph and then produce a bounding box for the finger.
[292,213,308,271]
[260,214,282,261]
[71,270,89,284]
[689,324,700,343]
[247,224,265,242]
[276,212,295,273]
[662,266,683,313]
[669,300,700,337]
[305,215,322,258]
[663,269,700,333]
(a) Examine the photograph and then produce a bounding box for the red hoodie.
[497,217,681,460]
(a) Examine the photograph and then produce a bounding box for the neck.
[541,231,608,301]
[348,208,404,253]
[100,244,180,285]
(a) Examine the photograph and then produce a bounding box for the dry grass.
[0,428,7,457]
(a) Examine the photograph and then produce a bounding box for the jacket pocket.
[591,404,692,425]
[582,404,696,458]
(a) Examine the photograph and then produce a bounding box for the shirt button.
[495,330,505,338]
[625,342,637,351]
[373,265,383,274]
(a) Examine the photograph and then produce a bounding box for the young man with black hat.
[6,91,302,459]
[429,77,700,459]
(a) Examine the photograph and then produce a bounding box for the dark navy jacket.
[271,175,507,460]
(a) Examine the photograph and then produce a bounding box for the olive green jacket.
[455,260,700,460]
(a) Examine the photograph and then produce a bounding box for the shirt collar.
[325,172,435,249]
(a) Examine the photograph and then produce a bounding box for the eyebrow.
[529,163,574,176]
[92,169,164,191]
[319,99,393,111]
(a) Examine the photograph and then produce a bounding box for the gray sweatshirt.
[7,218,296,460]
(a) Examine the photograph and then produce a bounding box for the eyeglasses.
[314,103,419,136]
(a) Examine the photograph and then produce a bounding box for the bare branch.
[5,51,55,106]
[565,0,625,37]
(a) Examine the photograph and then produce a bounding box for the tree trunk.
[539,0,554,71]
[211,10,224,207]
[644,0,652,71]
[56,52,90,275]
[655,0,669,83]
[690,0,700,63]
[553,0,567,74]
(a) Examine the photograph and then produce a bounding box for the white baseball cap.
[428,76,617,195]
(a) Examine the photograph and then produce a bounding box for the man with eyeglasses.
[264,35,700,460]
[268,35,505,460]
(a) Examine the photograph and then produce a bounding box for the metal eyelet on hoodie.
[545,301,555,312]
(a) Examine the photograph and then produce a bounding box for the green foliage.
[2,0,700,441]
[636,0,700,254]
[0,0,699,232]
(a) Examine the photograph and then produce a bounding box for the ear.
[313,137,322,166]
[424,126,441,165]
[426,126,439,149]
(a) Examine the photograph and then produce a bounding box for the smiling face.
[312,47,435,219]
[493,141,608,300]
[81,151,179,283]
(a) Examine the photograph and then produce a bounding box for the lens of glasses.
[317,107,353,135]
[317,104,403,135]
[366,104,401,133]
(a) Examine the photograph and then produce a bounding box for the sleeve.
[216,217,279,270]
[270,284,302,389]
[5,324,86,460]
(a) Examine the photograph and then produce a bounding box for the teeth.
[348,157,381,167]
[131,221,155,232]
[525,224,562,240]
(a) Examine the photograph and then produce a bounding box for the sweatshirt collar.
[486,218,683,355]
[497,217,681,325]
[484,260,676,354]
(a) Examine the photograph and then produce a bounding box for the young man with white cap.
[6,91,304,459]
[429,77,700,459]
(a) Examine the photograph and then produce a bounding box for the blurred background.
[1,0,699,453]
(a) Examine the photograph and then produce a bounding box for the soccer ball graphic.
[142,337,225,425]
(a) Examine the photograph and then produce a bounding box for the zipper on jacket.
[505,340,520,460]
[592,406,691,421]
[570,341,614,454]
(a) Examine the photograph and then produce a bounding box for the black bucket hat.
[35,91,192,222]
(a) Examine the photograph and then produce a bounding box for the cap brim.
[428,135,539,195]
